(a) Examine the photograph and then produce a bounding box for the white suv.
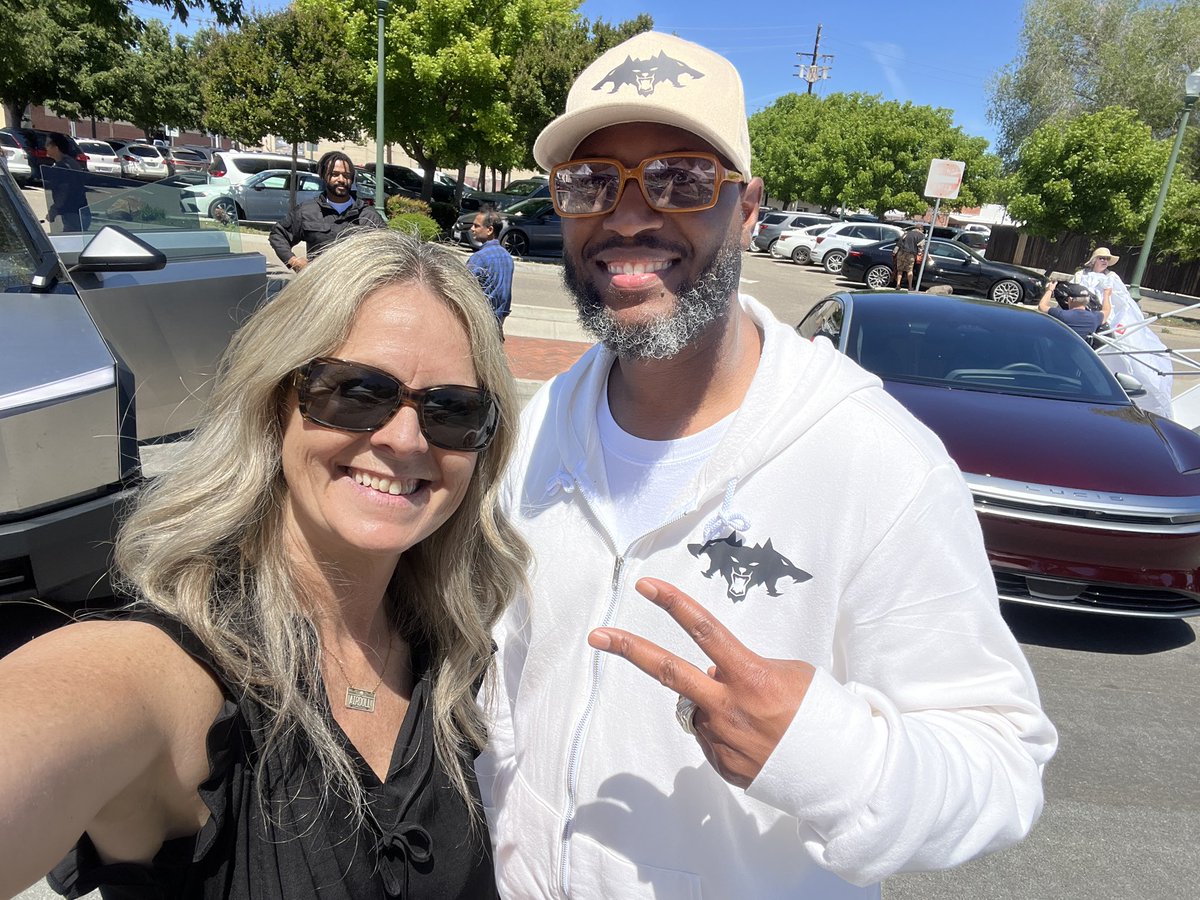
[810,222,903,273]
[208,151,317,186]
[770,223,833,264]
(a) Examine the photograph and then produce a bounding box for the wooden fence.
[987,227,1200,296]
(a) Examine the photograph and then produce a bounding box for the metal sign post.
[915,159,965,292]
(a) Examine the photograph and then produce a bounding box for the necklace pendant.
[345,686,377,712]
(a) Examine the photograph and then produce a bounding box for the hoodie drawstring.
[702,477,749,542]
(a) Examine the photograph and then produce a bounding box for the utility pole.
[794,25,833,93]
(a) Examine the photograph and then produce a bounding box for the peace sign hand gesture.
[588,577,815,789]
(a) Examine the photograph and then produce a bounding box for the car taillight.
[815,236,824,244]
[849,250,862,257]
[123,155,137,162]
[31,148,48,158]
[80,154,90,161]
[211,165,225,177]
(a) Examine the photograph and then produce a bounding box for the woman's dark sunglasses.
[293,357,498,452]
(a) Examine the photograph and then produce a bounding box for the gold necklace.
[327,636,393,713]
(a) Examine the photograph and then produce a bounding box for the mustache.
[582,236,688,261]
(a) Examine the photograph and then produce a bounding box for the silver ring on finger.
[675,694,699,736]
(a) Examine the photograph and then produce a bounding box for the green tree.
[0,0,240,127]
[109,21,204,137]
[44,4,139,137]
[749,92,1000,218]
[333,0,578,203]
[507,14,653,173]
[989,0,1200,168]
[202,4,362,205]
[1006,106,1200,260]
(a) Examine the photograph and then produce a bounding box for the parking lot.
[6,184,1200,899]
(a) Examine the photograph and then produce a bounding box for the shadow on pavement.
[1001,602,1197,654]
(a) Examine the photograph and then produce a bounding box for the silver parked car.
[75,139,122,176]
[0,131,32,185]
[180,169,323,222]
[116,143,170,181]
[0,173,266,604]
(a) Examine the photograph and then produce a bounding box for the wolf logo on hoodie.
[688,534,811,602]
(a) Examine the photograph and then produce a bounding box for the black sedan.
[797,291,1200,618]
[842,238,1044,304]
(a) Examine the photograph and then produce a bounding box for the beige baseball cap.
[533,31,752,177]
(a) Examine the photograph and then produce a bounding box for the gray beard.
[563,240,743,360]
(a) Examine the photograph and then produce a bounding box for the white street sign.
[924,158,965,200]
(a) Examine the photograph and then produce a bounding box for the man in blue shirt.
[1038,280,1110,340]
[467,207,513,337]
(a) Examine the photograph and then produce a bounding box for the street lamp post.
[1129,67,1200,300]
[375,0,390,218]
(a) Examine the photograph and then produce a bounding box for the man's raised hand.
[588,577,814,789]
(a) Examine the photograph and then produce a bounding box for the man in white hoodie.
[477,31,1057,899]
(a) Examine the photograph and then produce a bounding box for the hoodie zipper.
[558,552,624,896]
[555,495,709,897]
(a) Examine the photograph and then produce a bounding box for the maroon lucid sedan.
[798,291,1200,618]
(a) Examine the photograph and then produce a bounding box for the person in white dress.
[1074,246,1174,420]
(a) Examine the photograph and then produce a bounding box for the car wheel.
[209,197,239,223]
[791,246,811,264]
[989,278,1023,304]
[865,265,893,288]
[822,250,847,274]
[501,230,529,257]
[765,238,780,256]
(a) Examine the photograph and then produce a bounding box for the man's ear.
[739,177,764,243]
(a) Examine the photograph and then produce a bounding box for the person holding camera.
[1038,280,1111,340]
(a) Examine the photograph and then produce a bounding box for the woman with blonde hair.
[0,229,527,898]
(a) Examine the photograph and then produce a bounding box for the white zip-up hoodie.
[478,295,1057,899]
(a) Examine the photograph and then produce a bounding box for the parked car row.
[0,127,86,183]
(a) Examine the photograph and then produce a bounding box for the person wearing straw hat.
[1074,247,1122,314]
[476,30,1055,899]
[1075,246,1175,418]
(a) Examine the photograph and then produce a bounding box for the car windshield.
[846,299,1129,404]
[79,142,112,154]
[507,196,553,216]
[502,180,544,197]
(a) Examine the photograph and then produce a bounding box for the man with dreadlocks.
[269,150,385,273]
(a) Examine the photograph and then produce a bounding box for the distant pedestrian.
[43,133,89,233]
[466,207,513,338]
[893,225,925,290]
[268,151,384,273]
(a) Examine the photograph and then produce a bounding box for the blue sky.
[580,0,1028,149]
[145,0,1028,151]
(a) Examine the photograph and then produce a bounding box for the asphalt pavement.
[8,188,1200,900]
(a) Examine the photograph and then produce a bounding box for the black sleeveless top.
[48,610,499,900]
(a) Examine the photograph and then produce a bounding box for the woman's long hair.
[114,229,528,821]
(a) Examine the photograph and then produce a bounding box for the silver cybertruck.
[0,168,267,604]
